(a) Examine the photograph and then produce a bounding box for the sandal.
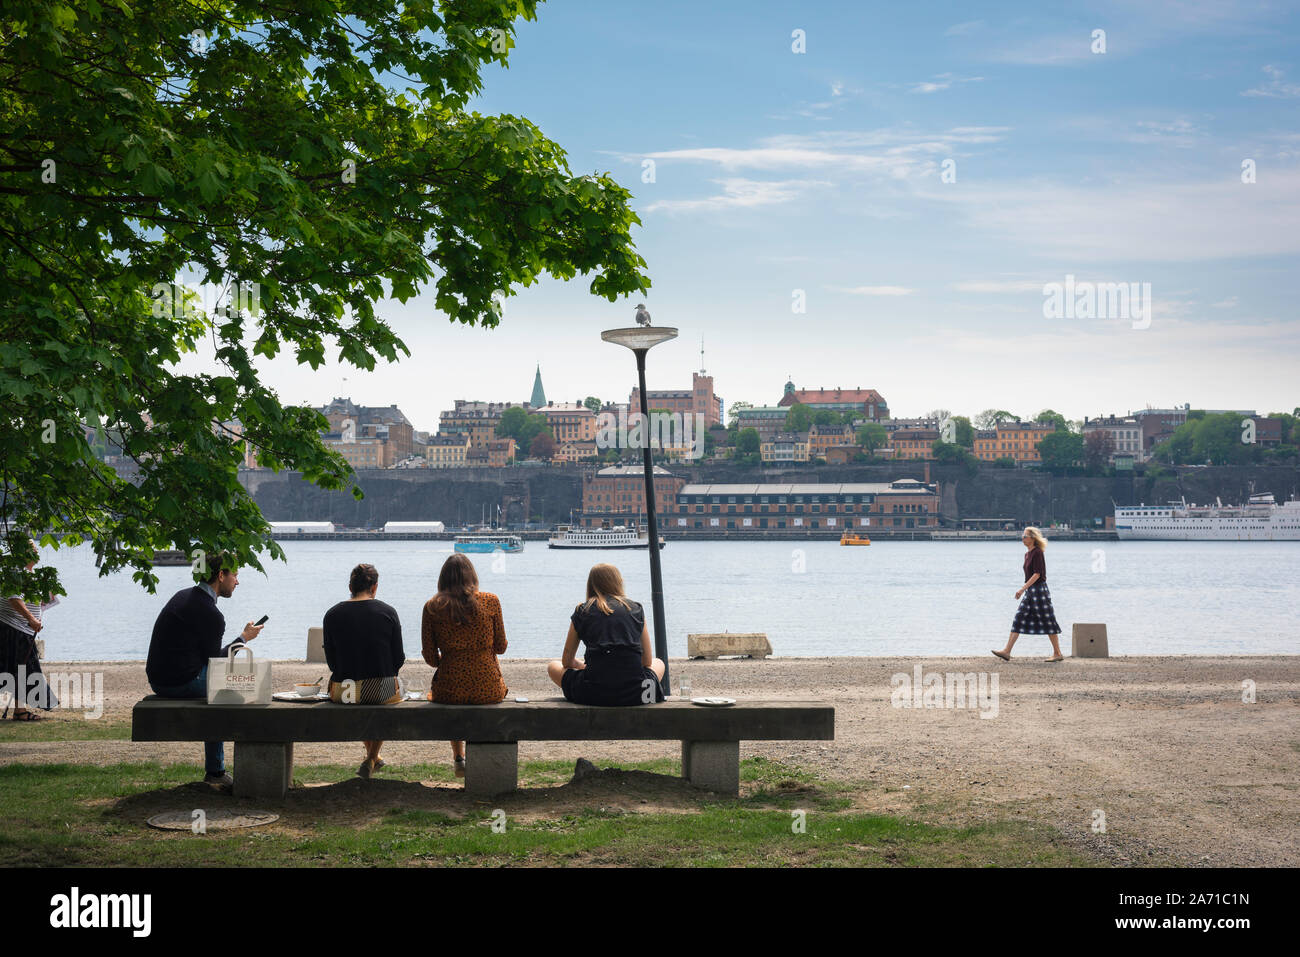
[1044,655,1065,662]
[454,756,466,778]
[991,650,1010,662]
[358,759,373,780]
[372,758,385,771]
[12,710,43,721]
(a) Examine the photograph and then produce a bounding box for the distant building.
[973,421,1056,463]
[630,371,723,427]
[1082,415,1142,463]
[580,465,685,528]
[538,402,597,444]
[778,381,888,421]
[673,478,940,532]
[881,417,939,434]
[530,365,547,408]
[891,428,941,460]
[426,432,470,468]
[733,405,790,439]
[808,423,855,459]
[319,397,414,467]
[487,438,517,467]
[761,431,810,464]
[439,400,524,449]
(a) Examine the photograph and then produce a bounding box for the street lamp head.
[601,326,678,351]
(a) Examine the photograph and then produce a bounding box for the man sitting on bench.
[145,551,264,791]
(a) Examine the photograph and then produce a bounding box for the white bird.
[635,304,652,326]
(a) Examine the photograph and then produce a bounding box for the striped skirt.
[328,677,403,705]
[1011,582,1061,635]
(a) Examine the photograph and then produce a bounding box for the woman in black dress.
[547,563,665,705]
[992,527,1065,662]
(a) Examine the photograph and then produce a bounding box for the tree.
[811,409,841,427]
[584,396,602,415]
[1036,409,1070,432]
[951,415,975,448]
[1038,430,1084,469]
[925,408,951,423]
[784,403,813,434]
[974,409,1017,430]
[1,1,649,599]
[529,432,556,461]
[1084,430,1115,472]
[497,408,552,450]
[856,423,887,451]
[736,428,761,456]
[726,400,753,429]
[993,456,1016,468]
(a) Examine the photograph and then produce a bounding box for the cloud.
[909,73,984,94]
[944,20,984,36]
[642,177,831,213]
[954,280,1046,293]
[1241,64,1300,98]
[836,285,914,296]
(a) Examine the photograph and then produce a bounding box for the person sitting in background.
[1,538,61,721]
[421,553,508,779]
[146,552,264,791]
[323,563,405,779]
[547,563,665,706]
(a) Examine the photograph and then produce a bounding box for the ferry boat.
[547,524,665,550]
[1114,493,1300,541]
[839,531,871,546]
[453,534,524,553]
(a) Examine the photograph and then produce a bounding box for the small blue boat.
[454,534,524,554]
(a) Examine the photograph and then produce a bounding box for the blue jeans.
[149,665,224,776]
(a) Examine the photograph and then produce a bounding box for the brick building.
[630,371,723,427]
[580,465,685,527]
[890,428,940,460]
[672,478,940,532]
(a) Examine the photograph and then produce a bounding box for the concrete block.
[234,741,294,799]
[306,627,325,663]
[1072,623,1109,658]
[687,633,772,660]
[464,741,518,797]
[682,740,740,795]
[34,638,45,659]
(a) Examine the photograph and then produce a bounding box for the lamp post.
[601,324,677,696]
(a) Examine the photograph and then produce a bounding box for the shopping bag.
[206,643,272,704]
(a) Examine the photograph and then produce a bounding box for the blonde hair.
[583,563,633,615]
[1023,526,1048,549]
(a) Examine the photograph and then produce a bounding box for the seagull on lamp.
[634,304,652,327]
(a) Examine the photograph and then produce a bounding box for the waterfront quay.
[266,528,1119,542]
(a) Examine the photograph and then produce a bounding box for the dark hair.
[349,563,379,596]
[430,553,479,624]
[202,551,235,585]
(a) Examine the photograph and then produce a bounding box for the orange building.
[973,421,1056,462]
[630,371,722,427]
[808,423,855,459]
[778,382,888,421]
[538,403,597,444]
[891,428,940,460]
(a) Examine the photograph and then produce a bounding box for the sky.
[182,0,1300,431]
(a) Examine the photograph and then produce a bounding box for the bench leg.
[464,742,518,797]
[234,742,293,799]
[682,740,739,795]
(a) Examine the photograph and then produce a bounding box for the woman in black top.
[323,564,405,777]
[546,564,665,706]
[992,527,1064,662]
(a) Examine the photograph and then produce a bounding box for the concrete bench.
[132,697,835,800]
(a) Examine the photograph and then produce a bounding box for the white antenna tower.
[700,336,706,375]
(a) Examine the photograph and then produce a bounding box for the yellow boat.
[840,531,871,546]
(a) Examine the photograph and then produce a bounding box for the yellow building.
[891,428,940,460]
[761,431,810,464]
[426,432,470,468]
[973,422,1055,462]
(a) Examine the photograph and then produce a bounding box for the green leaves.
[2,0,648,599]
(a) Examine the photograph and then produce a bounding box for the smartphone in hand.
[254,615,269,626]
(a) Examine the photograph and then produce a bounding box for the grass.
[0,715,132,741]
[0,757,1098,867]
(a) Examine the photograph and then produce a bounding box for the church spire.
[530,364,547,408]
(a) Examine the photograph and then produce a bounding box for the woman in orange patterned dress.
[421,553,508,777]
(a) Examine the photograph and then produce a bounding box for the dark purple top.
[1023,547,1046,584]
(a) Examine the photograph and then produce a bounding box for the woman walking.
[992,527,1065,662]
[1,539,61,720]
[421,553,509,779]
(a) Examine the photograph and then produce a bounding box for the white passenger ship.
[1114,493,1300,540]
[547,524,665,550]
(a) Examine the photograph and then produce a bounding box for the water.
[27,540,1300,661]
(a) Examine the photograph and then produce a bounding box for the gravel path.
[3,655,1296,866]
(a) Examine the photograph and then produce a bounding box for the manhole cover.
[146,809,279,831]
